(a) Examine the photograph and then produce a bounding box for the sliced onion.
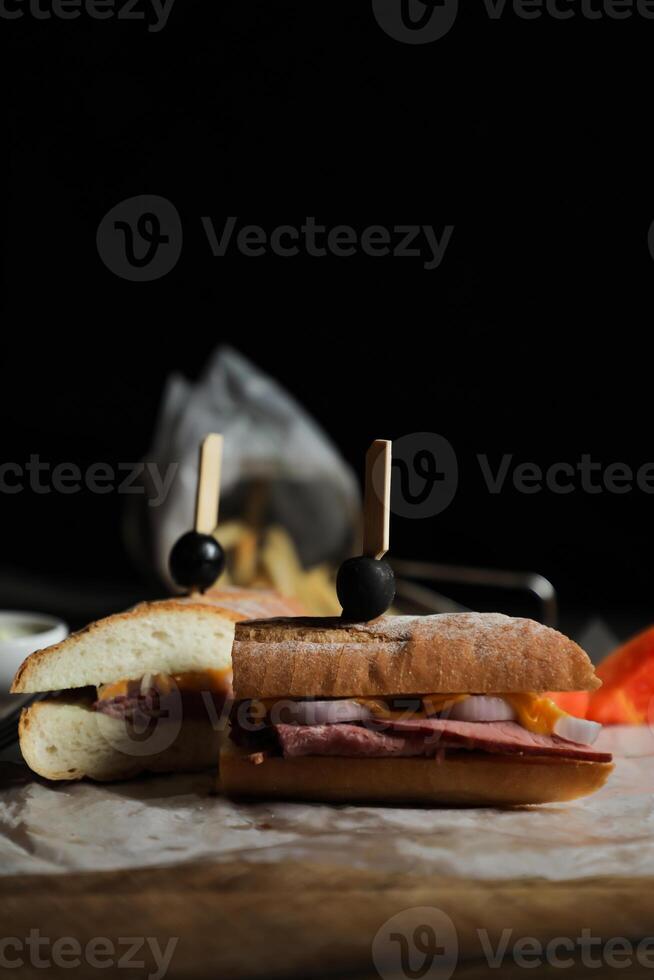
[554,715,601,745]
[270,699,373,726]
[447,696,517,723]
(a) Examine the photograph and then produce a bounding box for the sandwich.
[220,612,614,806]
[11,588,302,782]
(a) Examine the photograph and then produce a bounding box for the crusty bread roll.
[11,588,303,782]
[20,698,221,782]
[232,612,600,699]
[219,742,614,806]
[225,612,611,807]
[12,588,304,694]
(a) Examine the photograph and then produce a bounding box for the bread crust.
[171,587,305,621]
[11,588,302,694]
[232,613,601,698]
[219,742,613,806]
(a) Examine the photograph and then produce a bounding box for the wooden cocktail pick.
[362,438,392,560]
[169,434,226,594]
[337,439,395,621]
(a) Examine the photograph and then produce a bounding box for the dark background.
[1,0,651,640]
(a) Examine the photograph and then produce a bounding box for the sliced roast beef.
[274,720,612,762]
[275,723,441,758]
[382,718,612,761]
[94,689,228,722]
[94,694,150,720]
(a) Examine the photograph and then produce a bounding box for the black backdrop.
[2,0,652,633]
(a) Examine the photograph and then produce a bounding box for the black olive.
[336,556,395,622]
[169,531,226,592]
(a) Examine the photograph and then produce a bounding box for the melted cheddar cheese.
[353,694,469,719]
[98,668,231,700]
[502,693,566,734]
[354,693,566,735]
[420,692,567,734]
[242,692,570,734]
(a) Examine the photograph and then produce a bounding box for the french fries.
[213,522,342,615]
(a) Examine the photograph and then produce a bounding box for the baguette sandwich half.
[11,588,302,782]
[221,612,614,806]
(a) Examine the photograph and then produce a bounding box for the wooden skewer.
[362,439,392,560]
[194,433,224,535]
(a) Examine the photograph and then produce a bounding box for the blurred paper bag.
[145,347,360,588]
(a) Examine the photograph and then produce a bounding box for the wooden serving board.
[2,863,654,979]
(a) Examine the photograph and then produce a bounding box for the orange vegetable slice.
[586,625,654,725]
[545,691,590,718]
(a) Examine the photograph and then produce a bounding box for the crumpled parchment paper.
[0,727,651,879]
